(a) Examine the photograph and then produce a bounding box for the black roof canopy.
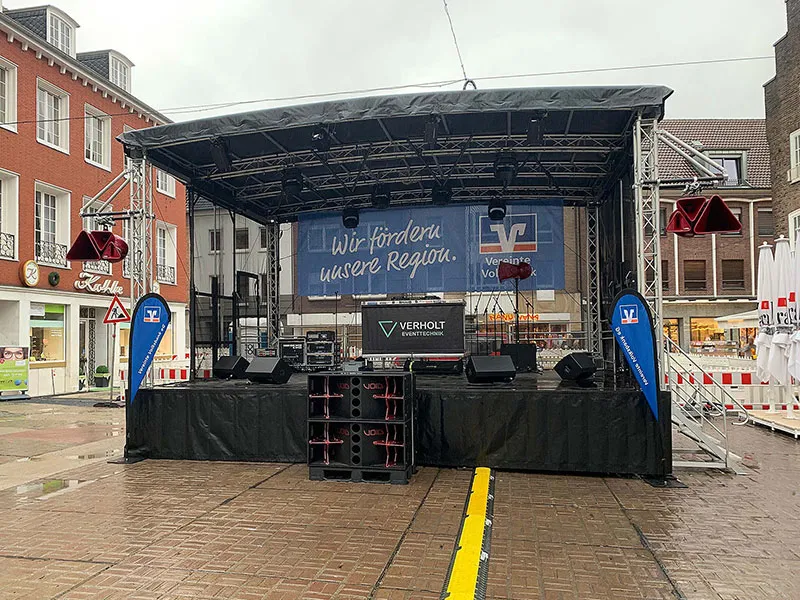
[119,86,672,224]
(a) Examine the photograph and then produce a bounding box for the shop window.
[721,259,745,290]
[758,208,775,237]
[690,317,724,342]
[683,260,706,292]
[30,303,66,364]
[663,318,679,348]
[118,315,174,361]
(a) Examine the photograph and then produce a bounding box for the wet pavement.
[0,397,799,599]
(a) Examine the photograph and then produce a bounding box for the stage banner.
[0,346,29,392]
[362,302,465,356]
[611,290,660,421]
[128,293,171,406]
[297,202,565,296]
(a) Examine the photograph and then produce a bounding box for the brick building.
[659,119,772,352]
[0,4,188,396]
[765,0,800,239]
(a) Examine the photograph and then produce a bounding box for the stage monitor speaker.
[245,357,293,384]
[213,355,250,379]
[554,352,596,382]
[500,343,537,372]
[465,355,516,384]
[404,358,463,374]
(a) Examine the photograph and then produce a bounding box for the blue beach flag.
[127,293,171,406]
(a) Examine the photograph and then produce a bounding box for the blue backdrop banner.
[128,293,171,406]
[611,290,660,421]
[297,202,565,296]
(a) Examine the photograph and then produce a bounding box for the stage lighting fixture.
[424,115,439,149]
[311,126,331,153]
[342,207,360,229]
[527,119,543,146]
[494,151,518,188]
[371,184,391,209]
[210,137,232,172]
[432,183,452,206]
[488,197,506,221]
[282,167,303,196]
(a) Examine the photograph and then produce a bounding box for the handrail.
[666,337,750,425]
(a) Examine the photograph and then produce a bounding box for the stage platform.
[749,410,800,439]
[130,372,671,477]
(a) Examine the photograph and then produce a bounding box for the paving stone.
[0,557,108,599]
[379,532,456,593]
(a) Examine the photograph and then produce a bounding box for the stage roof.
[119,85,672,224]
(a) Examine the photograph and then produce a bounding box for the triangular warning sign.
[103,295,131,324]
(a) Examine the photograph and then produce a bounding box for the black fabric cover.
[119,86,673,150]
[128,377,670,477]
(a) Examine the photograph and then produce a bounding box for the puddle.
[66,449,121,460]
[15,478,96,500]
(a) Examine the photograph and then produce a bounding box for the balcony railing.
[157,263,176,284]
[35,240,68,267]
[83,260,112,275]
[0,232,14,259]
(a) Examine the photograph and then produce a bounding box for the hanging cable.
[442,0,472,88]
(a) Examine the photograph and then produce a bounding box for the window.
[721,259,745,290]
[684,260,706,292]
[155,170,176,197]
[662,260,670,292]
[48,13,74,56]
[790,129,800,183]
[722,206,742,236]
[0,169,19,260]
[109,56,130,91]
[30,303,66,364]
[0,57,18,131]
[690,317,724,343]
[710,155,744,186]
[34,184,69,267]
[235,228,249,251]
[758,208,775,237]
[156,222,177,284]
[209,229,222,253]
[659,207,667,236]
[84,106,111,169]
[37,80,69,152]
[260,227,268,249]
[791,210,800,249]
[236,272,252,304]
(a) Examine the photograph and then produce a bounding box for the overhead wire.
[442,0,469,83]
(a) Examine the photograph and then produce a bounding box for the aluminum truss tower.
[127,157,153,308]
[585,206,602,358]
[261,222,281,346]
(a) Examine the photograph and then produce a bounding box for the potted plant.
[94,365,110,388]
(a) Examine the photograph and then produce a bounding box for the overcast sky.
[7,0,789,121]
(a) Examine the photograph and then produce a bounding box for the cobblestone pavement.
[0,398,798,599]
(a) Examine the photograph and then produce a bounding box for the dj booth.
[129,373,671,477]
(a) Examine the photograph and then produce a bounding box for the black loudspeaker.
[465,355,517,384]
[245,357,293,384]
[500,343,537,372]
[213,355,250,379]
[404,358,463,374]
[554,352,596,382]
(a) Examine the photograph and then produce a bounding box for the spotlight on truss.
[527,111,547,146]
[210,137,232,172]
[282,167,303,196]
[311,126,331,153]
[488,197,506,221]
[494,151,519,188]
[432,183,452,206]
[342,207,359,229]
[371,184,391,209]
[424,115,439,150]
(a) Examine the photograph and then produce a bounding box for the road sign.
[103,295,131,324]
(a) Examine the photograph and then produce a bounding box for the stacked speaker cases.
[307,371,415,484]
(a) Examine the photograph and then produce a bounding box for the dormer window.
[705,151,746,187]
[110,56,129,91]
[48,13,74,56]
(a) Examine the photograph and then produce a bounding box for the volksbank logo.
[379,321,398,338]
[378,319,446,338]
[479,214,538,254]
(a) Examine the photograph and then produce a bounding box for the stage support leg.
[188,187,197,380]
[263,222,281,347]
[633,114,665,375]
[585,205,602,358]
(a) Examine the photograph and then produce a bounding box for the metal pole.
[188,188,197,380]
[230,211,237,356]
[109,323,117,402]
[515,278,520,344]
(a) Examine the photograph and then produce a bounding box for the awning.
[715,309,758,329]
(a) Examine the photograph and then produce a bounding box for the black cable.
[442,0,469,83]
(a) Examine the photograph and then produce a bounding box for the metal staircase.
[665,338,749,471]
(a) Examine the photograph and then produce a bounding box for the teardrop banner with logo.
[611,289,660,421]
[127,293,171,407]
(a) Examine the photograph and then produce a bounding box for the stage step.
[308,465,412,485]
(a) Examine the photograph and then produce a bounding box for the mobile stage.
[119,85,679,478]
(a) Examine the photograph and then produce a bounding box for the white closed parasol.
[768,236,792,386]
[755,242,774,383]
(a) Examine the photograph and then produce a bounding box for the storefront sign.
[74,272,124,296]
[611,290,659,421]
[362,302,465,356]
[0,346,29,392]
[486,312,571,323]
[297,202,565,295]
